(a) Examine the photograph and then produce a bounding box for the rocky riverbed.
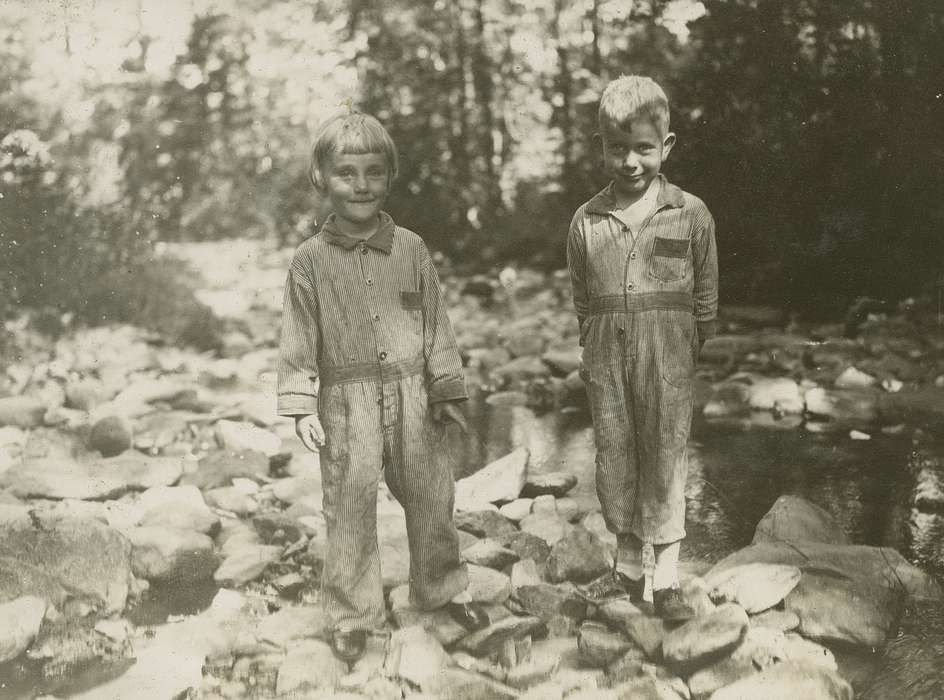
[1,239,943,699]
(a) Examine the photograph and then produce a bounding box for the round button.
[376,397,383,405]
[366,278,373,286]
[379,351,387,360]
[373,314,380,321]
[630,252,637,260]
[617,328,625,336]
[360,245,368,255]
[625,283,634,291]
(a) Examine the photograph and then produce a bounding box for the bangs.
[310,111,399,187]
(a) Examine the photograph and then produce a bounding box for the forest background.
[1,0,942,352]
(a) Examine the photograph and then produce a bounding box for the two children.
[278,74,717,660]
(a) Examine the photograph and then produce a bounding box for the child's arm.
[692,206,719,348]
[277,262,322,418]
[419,247,467,404]
[566,210,590,345]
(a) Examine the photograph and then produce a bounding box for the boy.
[566,76,718,622]
[277,111,488,663]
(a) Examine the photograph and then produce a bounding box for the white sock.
[652,541,681,591]
[614,533,644,580]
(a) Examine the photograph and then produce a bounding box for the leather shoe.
[576,570,643,603]
[653,587,695,624]
[330,629,367,663]
[444,601,490,631]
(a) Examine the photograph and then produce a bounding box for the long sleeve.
[566,208,590,346]
[276,264,321,416]
[691,205,719,341]
[419,247,468,404]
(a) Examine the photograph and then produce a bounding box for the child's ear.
[662,132,677,159]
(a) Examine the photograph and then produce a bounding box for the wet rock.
[0,395,46,429]
[385,625,450,690]
[803,387,879,425]
[457,614,544,656]
[0,515,132,616]
[705,563,801,613]
[215,419,281,457]
[545,525,611,583]
[752,495,850,545]
[749,609,799,632]
[88,415,133,457]
[182,448,270,489]
[500,497,534,521]
[880,388,944,435]
[462,538,519,570]
[835,366,878,389]
[276,639,347,695]
[511,558,543,588]
[0,595,47,663]
[204,485,258,516]
[745,376,804,414]
[455,447,529,508]
[520,510,573,546]
[4,454,184,500]
[661,603,749,669]
[703,381,751,419]
[455,509,519,539]
[497,530,552,564]
[709,661,852,700]
[213,544,282,586]
[467,563,513,604]
[521,471,578,498]
[128,526,218,583]
[578,621,634,668]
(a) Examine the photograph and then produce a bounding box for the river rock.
[915,467,944,512]
[750,609,799,632]
[662,603,749,668]
[182,448,270,489]
[254,605,329,649]
[804,387,879,425]
[521,471,578,498]
[457,614,544,656]
[577,621,634,668]
[879,388,944,435]
[4,453,184,500]
[0,395,46,429]
[493,356,552,381]
[500,498,534,521]
[276,639,347,695]
[705,563,801,613]
[139,486,219,535]
[133,411,191,453]
[497,530,552,564]
[745,376,804,414]
[515,583,587,626]
[835,366,878,389]
[511,558,543,588]
[621,614,666,660]
[215,420,281,457]
[542,347,582,376]
[455,447,529,508]
[709,661,852,700]
[214,544,282,586]
[0,595,47,663]
[127,526,219,583]
[0,515,132,616]
[88,415,133,457]
[463,538,519,570]
[386,625,450,690]
[64,377,112,411]
[204,486,258,516]
[467,563,513,604]
[545,525,611,583]
[520,510,572,546]
[455,509,519,539]
[753,495,849,545]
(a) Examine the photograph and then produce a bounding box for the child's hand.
[431,401,469,434]
[295,413,325,452]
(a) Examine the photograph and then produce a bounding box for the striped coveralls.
[567,175,718,546]
[277,212,469,632]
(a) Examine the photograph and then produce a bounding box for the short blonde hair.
[309,111,399,189]
[598,75,670,136]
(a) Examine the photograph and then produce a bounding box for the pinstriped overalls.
[567,176,718,545]
[277,212,469,631]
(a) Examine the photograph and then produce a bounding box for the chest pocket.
[400,290,423,309]
[648,236,689,283]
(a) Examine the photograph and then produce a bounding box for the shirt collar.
[585,174,685,216]
[320,211,396,254]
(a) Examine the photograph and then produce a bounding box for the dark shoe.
[653,587,695,623]
[576,570,643,603]
[444,601,490,632]
[330,629,367,663]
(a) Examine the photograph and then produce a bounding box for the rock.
[544,525,611,583]
[835,366,878,389]
[556,497,582,522]
[879,388,944,435]
[578,621,634,668]
[457,614,544,656]
[181,448,270,489]
[542,347,582,376]
[752,495,850,545]
[138,485,219,535]
[520,510,572,546]
[0,395,46,429]
[621,614,666,660]
[803,387,879,425]
[686,653,757,699]
[596,598,645,630]
[204,486,258,516]
[0,596,47,663]
[432,668,520,699]
[467,563,513,604]
[719,306,787,328]
[608,661,689,700]
[521,471,578,498]
[746,376,804,414]
[511,559,543,589]
[64,378,112,411]
[505,331,547,359]
[705,563,801,613]
[497,530,552,564]
[455,509,519,539]
[703,381,751,419]
[506,648,562,689]
[785,568,902,648]
[133,412,191,453]
[531,494,558,515]
[915,467,944,512]
[127,526,219,583]
[213,544,282,586]
[680,577,717,617]
[493,356,552,381]
[215,420,281,457]
[386,625,450,690]
[276,639,347,695]
[486,391,531,407]
[4,454,184,500]
[0,515,132,616]
[515,583,587,627]
[581,511,617,551]
[662,603,749,669]
[500,498,534,521]
[749,609,799,632]
[88,415,133,457]
[708,661,852,700]
[455,447,529,508]
[463,538,519,570]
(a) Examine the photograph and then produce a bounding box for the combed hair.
[598,75,671,136]
[309,111,399,188]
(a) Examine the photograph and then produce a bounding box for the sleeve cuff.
[697,319,718,342]
[277,392,319,416]
[428,379,469,404]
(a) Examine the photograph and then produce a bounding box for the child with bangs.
[277,110,488,663]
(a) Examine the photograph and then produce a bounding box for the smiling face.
[320,151,390,236]
[601,117,675,207]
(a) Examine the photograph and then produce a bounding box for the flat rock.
[521,471,578,498]
[607,660,689,700]
[455,447,529,508]
[467,563,513,604]
[544,524,611,583]
[0,596,47,663]
[753,495,849,545]
[500,497,534,522]
[662,603,749,668]
[389,585,469,647]
[128,526,218,583]
[215,419,281,457]
[0,396,46,429]
[577,621,633,668]
[705,563,801,613]
[213,544,282,586]
[181,448,270,489]
[455,509,519,539]
[457,614,544,656]
[276,639,347,695]
[462,537,520,570]
[835,366,878,389]
[708,661,852,700]
[139,486,219,535]
[204,486,258,516]
[386,625,450,690]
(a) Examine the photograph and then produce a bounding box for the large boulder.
[521,471,578,499]
[138,485,219,535]
[705,563,801,613]
[0,515,132,616]
[709,661,852,700]
[127,526,219,583]
[661,603,749,669]
[753,495,849,545]
[455,447,529,509]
